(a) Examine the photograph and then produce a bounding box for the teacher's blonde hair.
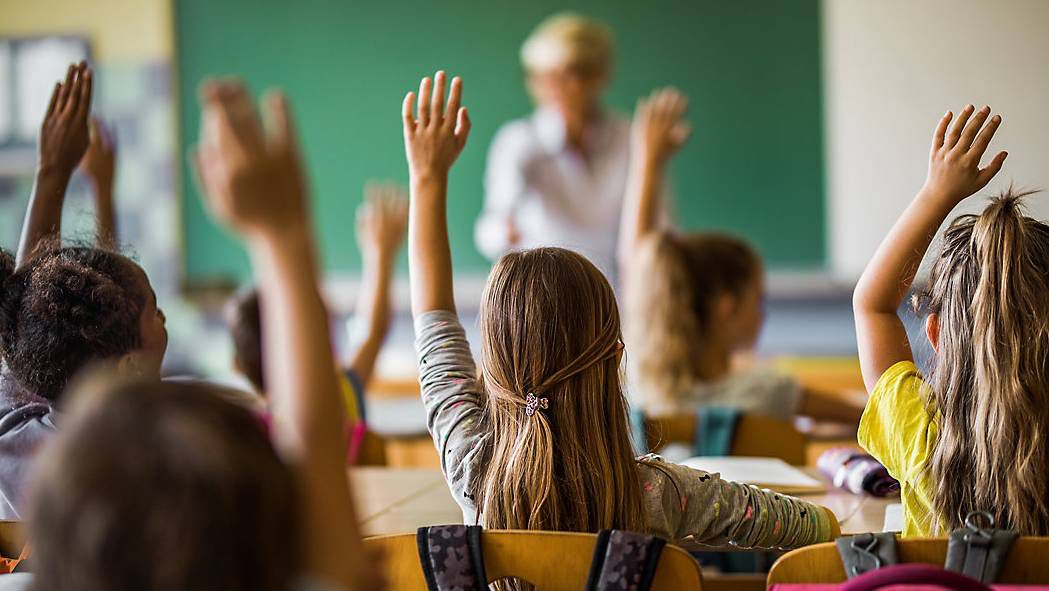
[520,12,614,74]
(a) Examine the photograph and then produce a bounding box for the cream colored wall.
[0,0,172,61]
[823,0,1049,280]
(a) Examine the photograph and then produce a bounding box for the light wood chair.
[0,521,24,559]
[643,414,807,466]
[767,538,1049,586]
[365,529,703,590]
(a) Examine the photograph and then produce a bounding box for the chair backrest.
[364,529,703,591]
[644,413,807,465]
[767,538,1049,586]
[0,522,24,559]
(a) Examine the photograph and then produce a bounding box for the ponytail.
[924,190,1049,534]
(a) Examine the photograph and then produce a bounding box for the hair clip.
[525,393,549,416]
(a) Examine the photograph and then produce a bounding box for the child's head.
[27,376,298,591]
[476,247,644,533]
[625,232,764,409]
[916,191,1049,534]
[0,245,167,403]
[521,12,613,123]
[225,287,265,393]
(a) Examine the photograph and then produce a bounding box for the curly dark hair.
[0,245,147,403]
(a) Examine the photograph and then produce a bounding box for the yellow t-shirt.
[857,360,938,536]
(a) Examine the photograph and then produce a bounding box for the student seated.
[854,105,1049,535]
[0,63,168,519]
[402,72,839,562]
[225,184,406,461]
[16,80,378,591]
[619,88,864,424]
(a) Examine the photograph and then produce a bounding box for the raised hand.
[402,71,471,181]
[80,117,117,191]
[39,62,93,176]
[632,87,691,167]
[193,81,308,240]
[357,182,408,265]
[923,104,1007,204]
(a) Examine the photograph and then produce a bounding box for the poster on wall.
[0,36,89,147]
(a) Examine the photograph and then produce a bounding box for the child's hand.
[357,182,408,264]
[402,71,471,181]
[39,62,93,177]
[632,87,691,167]
[922,105,1007,204]
[79,117,116,192]
[193,81,309,240]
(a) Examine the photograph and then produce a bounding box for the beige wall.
[823,0,1049,279]
[0,0,172,61]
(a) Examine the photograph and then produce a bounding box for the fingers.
[263,90,298,154]
[61,62,87,116]
[975,151,1008,189]
[74,65,93,121]
[956,105,989,151]
[444,77,462,129]
[417,77,432,128]
[931,110,952,151]
[970,113,1002,159]
[944,104,975,148]
[55,65,75,113]
[431,71,446,126]
[670,123,692,146]
[455,107,471,148]
[211,80,264,154]
[45,83,61,118]
[402,92,416,135]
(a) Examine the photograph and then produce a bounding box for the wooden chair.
[0,521,24,559]
[643,413,807,466]
[365,529,703,590]
[767,538,1049,586]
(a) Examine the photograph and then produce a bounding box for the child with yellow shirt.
[854,104,1049,535]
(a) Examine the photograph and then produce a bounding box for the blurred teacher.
[475,13,630,282]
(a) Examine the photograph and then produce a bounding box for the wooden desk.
[350,467,896,538]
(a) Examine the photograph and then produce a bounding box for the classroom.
[1,0,1048,589]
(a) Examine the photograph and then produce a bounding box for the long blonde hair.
[624,232,761,414]
[476,248,644,539]
[918,191,1049,534]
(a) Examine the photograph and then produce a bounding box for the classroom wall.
[824,0,1049,279]
[0,0,172,61]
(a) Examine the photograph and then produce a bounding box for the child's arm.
[654,461,840,547]
[403,71,471,316]
[619,88,690,275]
[798,388,865,424]
[79,117,118,247]
[17,62,92,267]
[853,105,1006,392]
[193,82,378,590]
[346,183,407,385]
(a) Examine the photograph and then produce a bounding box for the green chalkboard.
[176,0,824,284]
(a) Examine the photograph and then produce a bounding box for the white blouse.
[475,107,632,283]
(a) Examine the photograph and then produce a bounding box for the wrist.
[35,164,73,185]
[409,170,449,188]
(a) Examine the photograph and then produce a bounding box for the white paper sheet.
[681,456,824,489]
[883,503,904,532]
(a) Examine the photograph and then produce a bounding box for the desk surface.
[351,467,896,539]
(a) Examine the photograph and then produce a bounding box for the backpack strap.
[944,512,1017,584]
[584,529,666,591]
[630,408,649,454]
[692,406,739,457]
[836,532,899,578]
[416,525,487,591]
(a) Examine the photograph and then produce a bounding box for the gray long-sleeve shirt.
[414,310,833,549]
